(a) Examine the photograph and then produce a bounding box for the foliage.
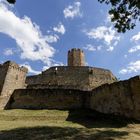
[7,0,16,4]
[98,0,140,32]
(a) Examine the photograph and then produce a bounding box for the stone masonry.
[26,48,117,90]
[26,66,117,91]
[0,61,27,109]
[68,48,85,66]
[8,76,140,120]
[0,48,140,121]
[89,76,140,120]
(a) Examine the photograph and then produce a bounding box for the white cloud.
[42,66,49,71]
[85,26,120,45]
[113,41,119,46]
[0,3,55,66]
[63,1,82,19]
[128,45,140,53]
[131,32,140,42]
[84,26,120,51]
[53,22,66,35]
[50,60,64,67]
[107,46,114,52]
[105,14,113,23]
[119,60,140,74]
[129,32,140,55]
[3,48,14,56]
[83,44,102,52]
[42,61,64,71]
[21,63,41,75]
[83,44,96,51]
[45,34,59,43]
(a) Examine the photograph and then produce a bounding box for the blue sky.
[0,0,140,80]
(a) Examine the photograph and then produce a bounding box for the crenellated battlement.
[0,61,28,98]
[68,48,84,53]
[3,61,28,73]
[68,48,85,66]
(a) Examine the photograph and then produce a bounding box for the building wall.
[0,64,9,94]
[0,61,28,96]
[89,76,140,120]
[9,89,90,109]
[68,48,85,66]
[8,75,140,120]
[26,66,117,91]
[27,66,90,90]
[89,67,117,88]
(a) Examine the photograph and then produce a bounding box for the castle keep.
[68,48,85,66]
[0,48,140,121]
[26,48,117,90]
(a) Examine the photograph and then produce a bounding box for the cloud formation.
[21,62,41,75]
[42,61,64,71]
[128,32,140,54]
[0,3,55,66]
[53,22,66,35]
[119,60,140,74]
[3,48,14,56]
[83,44,102,52]
[45,34,59,43]
[128,45,140,53]
[131,32,140,42]
[45,22,65,43]
[84,26,120,52]
[63,1,82,19]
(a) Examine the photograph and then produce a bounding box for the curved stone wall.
[26,66,117,91]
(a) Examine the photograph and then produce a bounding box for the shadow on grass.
[0,126,128,140]
[66,109,140,128]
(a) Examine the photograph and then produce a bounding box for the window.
[16,75,18,80]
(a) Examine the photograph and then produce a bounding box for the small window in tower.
[16,75,18,80]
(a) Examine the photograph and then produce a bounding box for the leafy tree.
[98,0,140,32]
[7,0,16,4]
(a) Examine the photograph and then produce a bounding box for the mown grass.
[0,109,140,140]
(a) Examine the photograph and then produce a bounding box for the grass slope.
[0,109,140,140]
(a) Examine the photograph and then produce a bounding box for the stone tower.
[68,48,85,66]
[0,61,28,96]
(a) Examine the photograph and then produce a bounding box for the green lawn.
[0,109,140,140]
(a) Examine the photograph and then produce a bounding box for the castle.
[26,48,117,90]
[0,48,140,121]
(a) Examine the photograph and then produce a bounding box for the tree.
[7,0,16,4]
[98,0,140,33]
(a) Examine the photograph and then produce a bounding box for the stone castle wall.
[26,66,90,90]
[26,66,117,90]
[0,51,139,120]
[9,75,140,120]
[0,63,9,94]
[0,61,28,109]
[0,61,28,96]
[88,67,117,88]
[9,89,90,109]
[90,76,140,120]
